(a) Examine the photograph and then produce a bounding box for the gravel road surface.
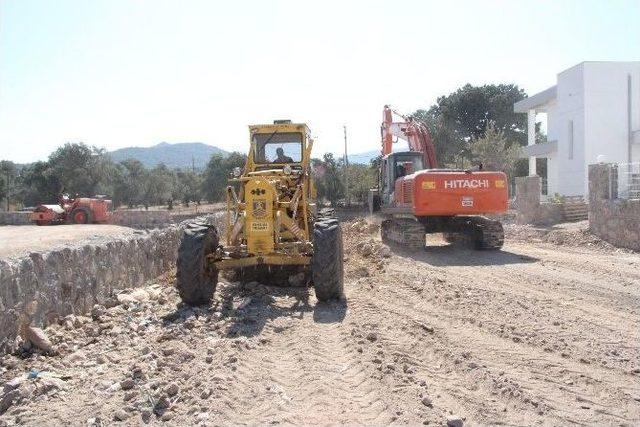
[1,218,638,426]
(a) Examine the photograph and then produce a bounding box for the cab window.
[253,132,303,163]
[394,156,423,179]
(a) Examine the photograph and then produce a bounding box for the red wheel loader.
[29,194,112,225]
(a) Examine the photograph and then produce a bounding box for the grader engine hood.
[245,178,276,254]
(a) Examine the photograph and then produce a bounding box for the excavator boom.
[381,105,438,168]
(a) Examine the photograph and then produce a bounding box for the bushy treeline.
[313,153,377,206]
[0,143,375,210]
[1,83,534,210]
[0,143,246,209]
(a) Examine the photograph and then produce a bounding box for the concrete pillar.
[588,163,614,204]
[528,109,537,176]
[515,176,541,224]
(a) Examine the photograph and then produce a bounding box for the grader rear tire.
[312,218,344,302]
[176,221,219,305]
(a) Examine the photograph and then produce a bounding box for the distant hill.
[109,142,228,170]
[345,150,380,165]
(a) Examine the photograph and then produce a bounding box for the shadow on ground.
[161,281,347,339]
[392,243,539,267]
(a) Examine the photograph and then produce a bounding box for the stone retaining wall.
[0,215,220,353]
[589,164,640,251]
[169,212,220,224]
[111,210,172,228]
[0,212,31,226]
[0,210,173,228]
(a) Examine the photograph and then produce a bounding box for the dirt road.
[0,225,137,260]
[1,218,639,426]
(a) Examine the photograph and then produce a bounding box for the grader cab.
[176,120,344,305]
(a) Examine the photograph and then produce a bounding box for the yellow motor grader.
[176,120,344,305]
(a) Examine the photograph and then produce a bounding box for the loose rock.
[113,409,129,421]
[446,415,464,427]
[360,243,373,256]
[91,304,106,320]
[23,326,53,353]
[379,246,392,258]
[154,395,171,414]
[165,383,179,397]
[120,378,135,391]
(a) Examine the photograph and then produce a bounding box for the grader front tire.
[312,219,344,302]
[176,222,220,306]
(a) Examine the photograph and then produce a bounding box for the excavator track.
[381,218,425,250]
[473,217,504,250]
[443,216,504,250]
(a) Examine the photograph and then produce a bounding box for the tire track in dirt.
[348,271,640,426]
[207,286,393,426]
[341,219,639,425]
[400,241,640,373]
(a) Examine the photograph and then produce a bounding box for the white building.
[514,61,640,197]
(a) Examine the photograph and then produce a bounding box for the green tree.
[143,163,175,207]
[412,84,528,168]
[115,159,146,207]
[345,163,376,204]
[47,143,110,196]
[313,153,344,206]
[469,122,521,178]
[176,170,202,206]
[201,152,246,202]
[0,161,18,209]
[19,161,61,206]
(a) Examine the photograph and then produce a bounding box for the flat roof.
[514,86,557,113]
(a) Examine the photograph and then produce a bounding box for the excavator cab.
[379,151,425,205]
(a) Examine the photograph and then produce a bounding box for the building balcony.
[520,140,558,158]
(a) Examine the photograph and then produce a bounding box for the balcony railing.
[613,163,640,200]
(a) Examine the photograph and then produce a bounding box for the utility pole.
[4,170,9,211]
[343,125,350,206]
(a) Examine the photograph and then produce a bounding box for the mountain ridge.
[109,142,228,169]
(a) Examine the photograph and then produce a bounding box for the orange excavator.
[368,105,508,249]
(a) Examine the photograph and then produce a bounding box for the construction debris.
[0,218,637,425]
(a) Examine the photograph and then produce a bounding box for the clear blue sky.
[1,0,639,163]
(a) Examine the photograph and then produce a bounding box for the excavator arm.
[381,105,438,168]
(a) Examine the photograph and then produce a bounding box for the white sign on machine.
[444,179,489,189]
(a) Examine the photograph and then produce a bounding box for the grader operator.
[176,120,344,305]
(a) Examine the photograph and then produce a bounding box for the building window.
[568,120,574,160]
